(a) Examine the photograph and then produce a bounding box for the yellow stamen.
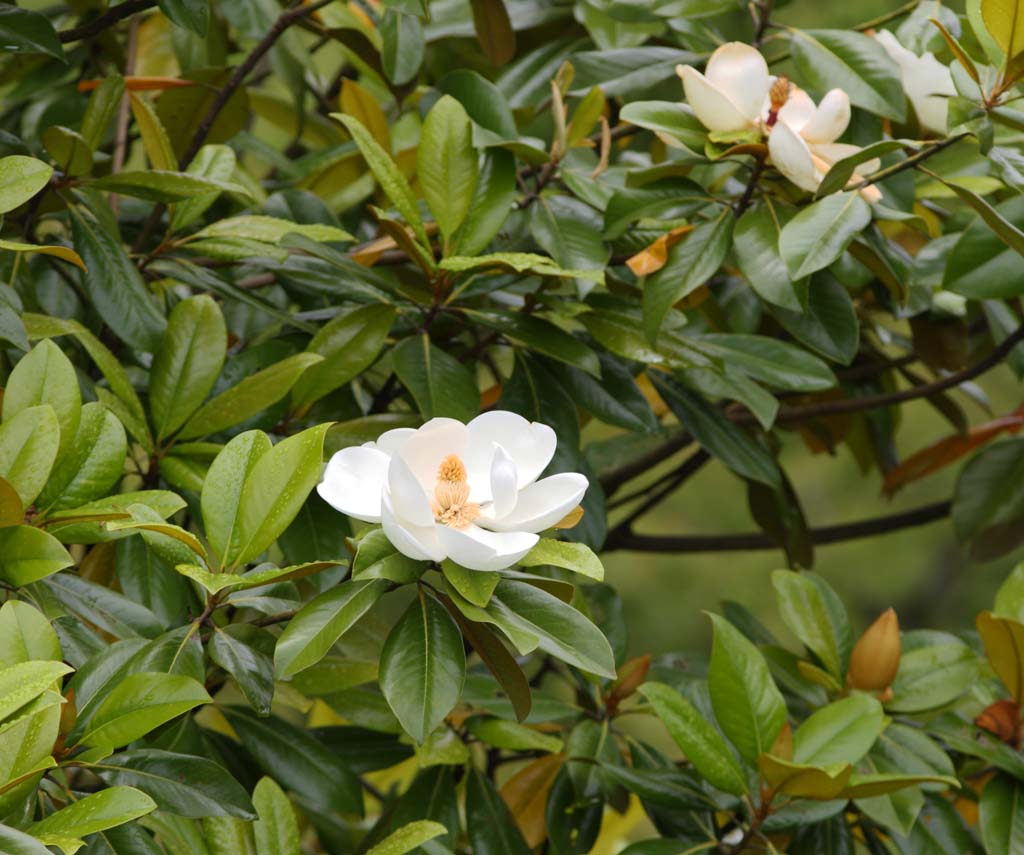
[432,455,480,528]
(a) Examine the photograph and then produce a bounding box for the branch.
[59,0,156,42]
[177,0,334,169]
[598,432,692,494]
[850,133,971,192]
[606,500,951,553]
[608,449,710,537]
[755,323,1024,426]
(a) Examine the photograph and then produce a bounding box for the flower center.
[766,76,791,128]
[431,454,480,529]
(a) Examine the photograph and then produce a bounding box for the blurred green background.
[596,0,1022,658]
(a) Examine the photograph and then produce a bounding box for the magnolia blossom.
[875,30,955,136]
[677,43,880,201]
[767,86,882,202]
[317,412,588,572]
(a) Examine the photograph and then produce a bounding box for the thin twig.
[850,133,971,192]
[59,0,156,42]
[609,449,710,535]
[606,499,952,553]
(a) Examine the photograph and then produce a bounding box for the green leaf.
[158,0,209,35]
[170,145,237,231]
[945,196,1024,298]
[466,716,562,752]
[209,627,274,717]
[793,694,884,766]
[643,209,734,342]
[0,406,61,506]
[45,571,164,638]
[706,612,787,765]
[351,528,427,584]
[452,150,516,257]
[768,273,860,365]
[439,252,603,284]
[3,339,82,462]
[0,600,61,667]
[201,430,271,568]
[517,539,603,581]
[150,295,227,441]
[490,580,616,678]
[37,403,126,514]
[80,75,126,151]
[619,100,707,150]
[441,560,500,608]
[419,95,478,242]
[0,156,53,214]
[366,821,447,855]
[89,171,247,203]
[92,749,256,819]
[638,682,747,796]
[392,335,479,421]
[70,206,167,353]
[200,816,256,855]
[42,126,93,177]
[699,335,835,393]
[463,310,601,377]
[981,0,1024,66]
[816,140,913,198]
[953,438,1024,560]
[381,9,424,86]
[734,203,807,311]
[790,29,905,120]
[232,423,331,567]
[0,525,73,587]
[0,659,72,721]
[194,215,353,244]
[29,787,156,841]
[651,373,781,489]
[291,305,395,409]
[465,766,530,855]
[0,826,52,855]
[253,777,300,855]
[175,560,338,595]
[771,570,852,682]
[334,113,429,250]
[80,672,211,749]
[178,353,323,440]
[0,6,64,59]
[603,178,708,239]
[274,579,389,678]
[980,773,1024,855]
[379,589,467,743]
[779,192,872,280]
[888,632,977,712]
[220,707,363,815]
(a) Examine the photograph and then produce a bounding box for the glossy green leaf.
[367,821,447,855]
[0,525,73,587]
[0,156,53,214]
[0,6,64,60]
[793,694,884,766]
[252,777,300,855]
[0,406,60,506]
[779,192,872,279]
[517,538,603,581]
[29,787,156,842]
[392,335,479,421]
[3,339,81,462]
[771,570,852,681]
[419,95,478,242]
[0,600,61,667]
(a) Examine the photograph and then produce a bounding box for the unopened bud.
[847,608,901,692]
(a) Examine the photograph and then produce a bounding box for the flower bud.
[847,608,901,692]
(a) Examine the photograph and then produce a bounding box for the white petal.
[465,411,556,489]
[677,65,754,133]
[438,525,538,572]
[800,89,850,144]
[381,491,443,562]
[776,87,816,131]
[481,473,589,533]
[769,121,820,192]
[316,447,389,523]
[374,427,415,456]
[875,31,954,134]
[388,454,436,528]
[704,42,770,125]
[489,444,518,519]
[396,418,468,493]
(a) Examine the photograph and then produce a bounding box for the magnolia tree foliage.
[2,0,1024,851]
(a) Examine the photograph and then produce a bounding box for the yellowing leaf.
[981,0,1024,66]
[500,753,564,847]
[978,610,1024,702]
[0,239,85,270]
[626,224,693,276]
[758,753,852,799]
[340,79,390,150]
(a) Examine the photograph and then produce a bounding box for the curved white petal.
[396,417,468,493]
[769,121,820,192]
[800,89,850,144]
[438,525,538,572]
[875,30,954,134]
[776,87,816,132]
[489,444,518,519]
[677,65,753,133]
[388,454,436,528]
[374,427,415,456]
[704,42,770,124]
[465,411,556,489]
[381,491,443,562]
[316,447,389,523]
[481,473,589,533]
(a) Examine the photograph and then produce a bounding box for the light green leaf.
[194,215,353,244]
[253,777,300,855]
[150,295,227,441]
[170,144,237,232]
[366,821,447,855]
[517,538,603,581]
[0,600,61,667]
[3,339,81,462]
[418,95,478,242]
[465,717,562,753]
[793,694,885,766]
[439,252,604,284]
[980,773,1024,855]
[0,156,52,214]
[779,192,872,279]
[0,525,73,587]
[29,787,156,843]
[441,560,500,608]
[771,569,852,682]
[0,406,61,506]
[0,659,72,722]
[201,430,271,568]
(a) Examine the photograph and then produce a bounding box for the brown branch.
[606,499,951,553]
[59,0,156,42]
[177,0,334,169]
[598,432,692,494]
[609,449,710,534]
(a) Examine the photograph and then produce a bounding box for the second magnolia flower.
[677,42,880,201]
[317,411,588,571]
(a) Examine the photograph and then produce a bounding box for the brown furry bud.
[847,608,901,692]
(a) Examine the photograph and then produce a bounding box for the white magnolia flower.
[875,30,955,136]
[317,412,588,572]
[767,86,883,202]
[676,42,770,133]
[677,42,881,201]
